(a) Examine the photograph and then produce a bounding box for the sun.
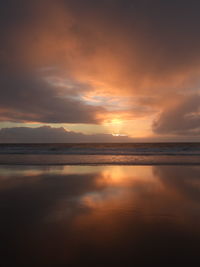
[106,118,127,136]
[112,133,127,137]
[110,118,123,125]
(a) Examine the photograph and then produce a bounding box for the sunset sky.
[1,0,200,142]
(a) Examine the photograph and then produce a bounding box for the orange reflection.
[1,165,200,265]
[72,165,200,238]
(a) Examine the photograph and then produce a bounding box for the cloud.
[0,126,132,143]
[1,0,200,135]
[153,94,200,135]
[3,0,200,92]
[0,68,104,124]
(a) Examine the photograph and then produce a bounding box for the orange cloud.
[1,0,200,138]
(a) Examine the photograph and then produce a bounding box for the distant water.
[0,143,200,165]
[1,165,200,265]
[1,143,200,155]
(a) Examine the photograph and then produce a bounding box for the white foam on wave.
[0,143,200,156]
[0,154,200,165]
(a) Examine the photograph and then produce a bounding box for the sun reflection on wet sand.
[0,165,200,265]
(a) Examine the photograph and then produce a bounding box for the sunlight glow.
[112,133,127,136]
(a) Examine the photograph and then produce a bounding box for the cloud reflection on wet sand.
[0,165,200,265]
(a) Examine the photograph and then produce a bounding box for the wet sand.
[0,165,200,266]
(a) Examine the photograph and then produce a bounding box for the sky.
[1,0,200,142]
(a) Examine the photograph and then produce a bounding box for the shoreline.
[0,154,200,166]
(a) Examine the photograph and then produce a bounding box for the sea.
[1,143,200,265]
[0,142,200,165]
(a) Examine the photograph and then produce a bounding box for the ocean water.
[1,142,200,155]
[1,164,200,266]
[0,143,200,165]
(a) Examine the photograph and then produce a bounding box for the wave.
[0,143,200,165]
[0,143,200,156]
[0,154,200,165]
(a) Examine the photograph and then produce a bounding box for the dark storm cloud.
[0,126,132,143]
[0,0,102,124]
[153,95,200,135]
[2,0,200,79]
[65,0,200,74]
[0,68,104,123]
[1,0,200,132]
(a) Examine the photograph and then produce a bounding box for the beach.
[2,0,200,265]
[1,144,200,265]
